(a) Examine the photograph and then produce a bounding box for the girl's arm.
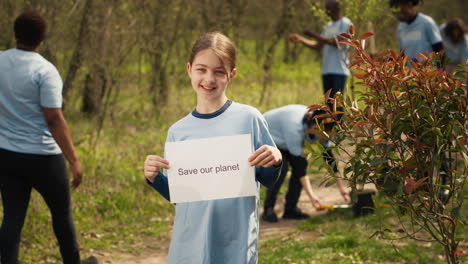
[299,176,322,209]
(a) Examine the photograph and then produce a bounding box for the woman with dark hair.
[440,18,468,74]
[0,11,96,264]
[389,0,444,65]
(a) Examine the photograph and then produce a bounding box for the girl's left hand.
[248,145,282,167]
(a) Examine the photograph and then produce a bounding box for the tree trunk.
[63,0,92,100]
[81,0,115,114]
[259,0,295,105]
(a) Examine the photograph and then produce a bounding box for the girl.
[143,32,282,264]
[389,0,443,64]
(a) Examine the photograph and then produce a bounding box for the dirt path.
[92,183,349,264]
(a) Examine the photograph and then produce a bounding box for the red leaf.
[415,177,428,187]
[307,105,321,111]
[353,73,368,79]
[399,165,417,174]
[353,121,369,128]
[359,32,374,40]
[416,53,428,61]
[340,33,352,39]
[405,178,416,194]
[402,56,409,67]
[374,138,386,144]
[338,40,357,47]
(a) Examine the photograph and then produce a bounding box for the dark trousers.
[322,74,348,120]
[0,148,80,264]
[322,74,347,98]
[264,149,308,212]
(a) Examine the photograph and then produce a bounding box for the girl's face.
[187,49,236,101]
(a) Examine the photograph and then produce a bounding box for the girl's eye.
[215,71,226,75]
[196,68,206,73]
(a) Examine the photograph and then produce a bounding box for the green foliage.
[259,201,452,264]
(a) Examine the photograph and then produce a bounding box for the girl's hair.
[444,18,466,36]
[303,109,335,132]
[189,32,236,74]
[389,0,421,7]
[14,11,47,47]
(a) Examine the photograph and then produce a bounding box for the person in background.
[440,18,468,74]
[143,32,282,263]
[389,0,443,65]
[289,0,352,113]
[262,105,350,223]
[0,11,97,264]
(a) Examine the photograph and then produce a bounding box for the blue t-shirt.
[264,105,333,157]
[0,48,63,155]
[397,13,442,63]
[321,17,353,76]
[264,105,308,156]
[440,24,468,65]
[149,100,280,264]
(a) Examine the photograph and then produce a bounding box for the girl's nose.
[205,71,216,83]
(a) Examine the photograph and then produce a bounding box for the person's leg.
[330,75,348,120]
[31,154,80,264]
[284,155,308,214]
[322,74,333,95]
[264,150,290,210]
[329,74,347,99]
[0,149,32,264]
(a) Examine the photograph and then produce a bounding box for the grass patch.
[259,194,468,264]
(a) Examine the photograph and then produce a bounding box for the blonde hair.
[189,32,236,75]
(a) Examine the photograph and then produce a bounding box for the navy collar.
[192,100,233,119]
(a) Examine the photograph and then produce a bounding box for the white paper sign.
[165,134,256,203]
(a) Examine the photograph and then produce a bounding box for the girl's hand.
[248,145,282,167]
[339,188,351,203]
[144,155,170,183]
[311,195,322,209]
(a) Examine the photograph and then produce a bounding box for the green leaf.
[370,158,387,166]
[388,152,399,161]
[451,207,460,219]
[433,127,443,137]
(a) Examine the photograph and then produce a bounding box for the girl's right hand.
[144,155,170,183]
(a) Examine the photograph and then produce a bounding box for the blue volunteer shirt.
[264,105,309,157]
[149,100,280,264]
[321,17,353,76]
[397,13,442,63]
[0,48,63,155]
[264,105,333,157]
[440,24,468,65]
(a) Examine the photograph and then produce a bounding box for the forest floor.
[92,182,351,264]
